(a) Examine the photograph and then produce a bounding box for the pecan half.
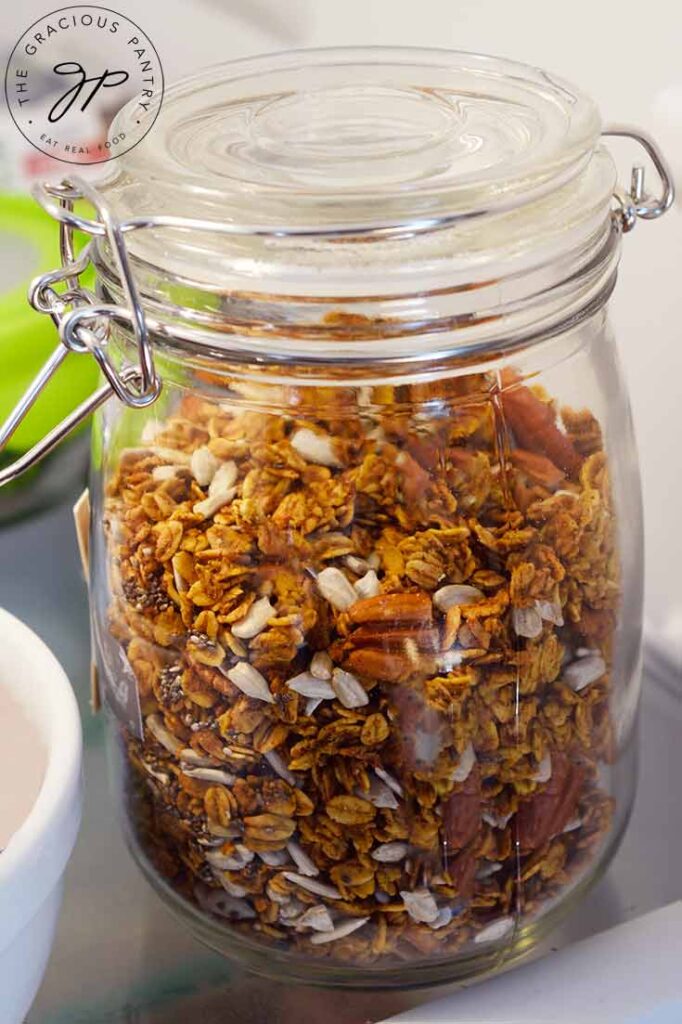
[516,751,585,853]
[443,766,481,852]
[500,374,581,476]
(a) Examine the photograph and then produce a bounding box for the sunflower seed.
[296,904,335,932]
[535,598,564,626]
[400,889,439,924]
[309,917,370,945]
[371,842,408,863]
[344,555,371,575]
[179,747,215,767]
[366,775,399,809]
[257,848,290,867]
[196,886,255,920]
[152,465,183,482]
[217,875,249,898]
[291,428,341,468]
[452,742,476,783]
[193,488,236,519]
[286,840,319,877]
[182,765,237,785]
[286,672,336,699]
[309,651,333,680]
[374,766,404,797]
[512,605,543,639]
[433,584,484,611]
[264,749,297,785]
[429,907,453,930]
[315,567,358,611]
[232,596,274,639]
[146,714,183,755]
[190,446,220,486]
[332,668,369,708]
[279,898,306,922]
[482,810,513,830]
[206,845,254,871]
[282,872,342,900]
[474,916,514,944]
[354,570,381,599]
[305,697,323,716]
[225,662,274,703]
[152,446,192,465]
[532,751,552,784]
[564,655,606,692]
[476,861,503,880]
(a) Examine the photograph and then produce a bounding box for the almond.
[349,592,433,626]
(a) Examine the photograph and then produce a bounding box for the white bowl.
[0,608,82,1024]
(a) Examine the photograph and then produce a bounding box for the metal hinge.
[0,125,675,487]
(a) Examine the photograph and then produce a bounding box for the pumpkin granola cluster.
[103,369,618,965]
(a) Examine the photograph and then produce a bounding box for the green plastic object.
[0,192,99,459]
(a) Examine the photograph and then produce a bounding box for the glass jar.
[3,48,673,989]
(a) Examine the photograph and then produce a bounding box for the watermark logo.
[5,5,164,164]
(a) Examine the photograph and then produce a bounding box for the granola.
[101,370,618,966]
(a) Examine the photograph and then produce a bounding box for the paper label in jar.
[92,612,144,738]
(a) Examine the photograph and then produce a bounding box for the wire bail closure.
[0,124,675,487]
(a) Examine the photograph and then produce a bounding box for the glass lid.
[105,47,602,231]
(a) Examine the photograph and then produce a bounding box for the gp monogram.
[4,5,164,164]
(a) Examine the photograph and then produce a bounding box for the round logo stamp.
[4,5,164,164]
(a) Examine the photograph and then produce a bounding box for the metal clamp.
[0,124,675,487]
[603,125,676,232]
[0,175,160,487]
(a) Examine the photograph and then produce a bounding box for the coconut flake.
[141,419,163,443]
[374,766,404,797]
[371,842,408,863]
[400,889,439,924]
[316,567,358,611]
[532,751,552,784]
[282,872,341,900]
[354,570,381,600]
[286,840,319,877]
[331,668,369,708]
[512,605,543,639]
[433,584,484,612]
[291,428,341,468]
[296,904,335,933]
[452,742,476,783]
[225,662,274,703]
[146,714,183,756]
[264,749,297,785]
[286,671,336,699]
[564,655,606,692]
[310,651,333,680]
[562,816,582,833]
[190,446,220,486]
[535,598,564,626]
[474,916,515,944]
[232,596,274,639]
[310,917,370,945]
